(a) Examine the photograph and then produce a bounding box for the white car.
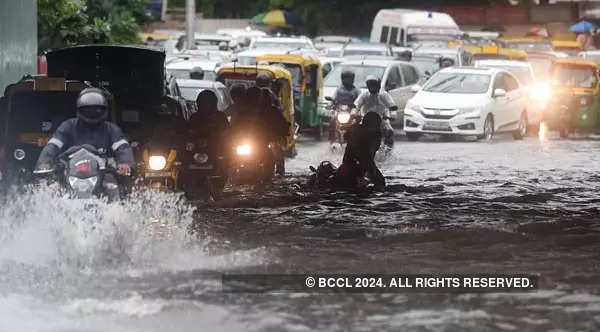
[473,59,543,127]
[249,36,315,51]
[166,57,222,81]
[340,42,392,57]
[175,79,233,112]
[404,67,528,141]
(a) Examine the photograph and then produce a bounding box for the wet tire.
[512,111,527,140]
[406,133,421,141]
[478,115,494,141]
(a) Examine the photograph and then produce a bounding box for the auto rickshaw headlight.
[337,112,351,124]
[149,156,167,170]
[236,144,252,156]
[531,84,550,101]
[13,149,25,161]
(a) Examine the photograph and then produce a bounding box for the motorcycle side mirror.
[389,105,399,111]
[309,166,317,173]
[325,96,333,101]
[411,84,422,93]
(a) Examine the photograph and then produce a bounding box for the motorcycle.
[324,96,361,151]
[178,136,227,200]
[230,134,275,185]
[33,144,120,201]
[308,160,369,190]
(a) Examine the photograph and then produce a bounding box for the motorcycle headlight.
[337,112,351,124]
[531,84,550,101]
[149,156,167,170]
[194,153,209,163]
[68,176,95,192]
[236,144,252,156]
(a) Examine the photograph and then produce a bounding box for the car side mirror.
[494,88,507,98]
[389,105,399,111]
[411,84,422,93]
[386,83,397,91]
[325,96,333,101]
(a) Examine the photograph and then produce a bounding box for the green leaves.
[38,0,149,53]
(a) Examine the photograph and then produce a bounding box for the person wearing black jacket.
[36,88,134,198]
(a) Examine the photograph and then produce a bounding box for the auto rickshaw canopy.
[469,44,528,61]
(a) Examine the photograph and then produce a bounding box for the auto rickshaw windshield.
[551,65,598,88]
[269,63,303,88]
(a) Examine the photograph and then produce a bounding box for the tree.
[38,0,151,53]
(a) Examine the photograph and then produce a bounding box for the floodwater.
[2,133,600,331]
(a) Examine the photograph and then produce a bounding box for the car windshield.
[424,72,491,94]
[167,69,216,81]
[323,65,386,88]
[411,57,440,75]
[268,63,302,87]
[253,41,312,49]
[528,57,554,80]
[325,49,342,57]
[343,48,388,56]
[505,42,553,52]
[179,87,204,101]
[477,64,534,86]
[551,65,598,88]
[415,52,459,65]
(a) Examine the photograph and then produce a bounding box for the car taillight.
[75,163,91,173]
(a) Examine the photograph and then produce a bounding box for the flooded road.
[2,134,600,331]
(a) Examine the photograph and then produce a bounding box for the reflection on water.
[2,137,600,331]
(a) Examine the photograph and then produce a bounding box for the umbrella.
[251,10,302,28]
[570,21,598,34]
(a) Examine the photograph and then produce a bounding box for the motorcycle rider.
[438,57,455,70]
[330,70,360,142]
[224,83,247,119]
[354,75,397,149]
[337,112,386,189]
[36,88,134,199]
[260,87,290,175]
[255,72,283,110]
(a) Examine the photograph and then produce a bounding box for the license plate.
[145,172,172,178]
[424,121,451,130]
[189,164,213,170]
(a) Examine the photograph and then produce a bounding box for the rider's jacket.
[37,118,134,166]
[333,85,360,106]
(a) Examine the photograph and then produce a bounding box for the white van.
[370,9,461,47]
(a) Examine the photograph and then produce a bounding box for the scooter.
[33,144,120,201]
[324,97,361,151]
[178,136,228,200]
[230,135,275,185]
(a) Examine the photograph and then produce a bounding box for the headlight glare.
[531,84,550,101]
[337,112,351,124]
[236,144,252,156]
[149,156,167,170]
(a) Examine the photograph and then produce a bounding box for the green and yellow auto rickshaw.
[217,64,296,154]
[256,54,324,137]
[542,59,600,138]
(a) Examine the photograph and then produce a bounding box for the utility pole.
[186,0,195,49]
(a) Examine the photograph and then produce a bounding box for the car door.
[503,73,525,129]
[491,73,511,132]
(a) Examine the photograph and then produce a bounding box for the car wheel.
[512,111,527,140]
[406,133,421,141]
[479,115,494,141]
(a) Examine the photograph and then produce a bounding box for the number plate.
[424,121,451,131]
[189,164,213,170]
[145,171,172,178]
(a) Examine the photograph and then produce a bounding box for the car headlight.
[458,107,480,115]
[337,112,351,124]
[531,84,550,101]
[236,144,252,156]
[149,156,167,170]
[404,102,420,113]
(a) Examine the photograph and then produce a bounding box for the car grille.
[422,107,456,120]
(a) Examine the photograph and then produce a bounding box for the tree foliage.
[38,0,152,53]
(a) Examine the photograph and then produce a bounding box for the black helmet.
[439,57,455,68]
[341,70,355,87]
[76,88,108,126]
[365,75,381,94]
[256,73,271,88]
[196,90,218,113]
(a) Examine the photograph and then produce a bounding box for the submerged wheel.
[513,111,528,140]
[479,115,494,141]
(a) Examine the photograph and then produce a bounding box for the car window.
[503,74,519,91]
[386,66,403,90]
[322,63,333,78]
[380,26,389,43]
[401,65,419,85]
[493,73,507,92]
[390,27,399,46]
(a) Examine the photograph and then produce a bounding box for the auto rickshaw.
[469,45,528,62]
[0,76,90,184]
[541,59,600,138]
[552,40,582,57]
[500,37,554,53]
[216,64,296,155]
[256,54,324,137]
